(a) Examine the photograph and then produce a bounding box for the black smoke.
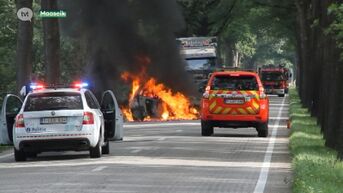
[58,0,196,100]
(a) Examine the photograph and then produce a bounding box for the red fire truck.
[259,64,290,97]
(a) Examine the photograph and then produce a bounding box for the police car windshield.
[185,58,215,70]
[211,75,258,91]
[24,92,83,111]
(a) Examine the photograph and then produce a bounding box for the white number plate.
[40,117,67,124]
[224,99,245,104]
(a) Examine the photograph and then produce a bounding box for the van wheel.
[257,122,268,137]
[278,94,285,97]
[14,148,26,162]
[90,140,102,158]
[102,141,110,155]
[201,121,213,136]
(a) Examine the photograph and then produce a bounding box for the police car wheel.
[102,141,110,155]
[257,122,268,137]
[14,148,26,162]
[26,152,37,158]
[201,121,213,136]
[90,137,102,158]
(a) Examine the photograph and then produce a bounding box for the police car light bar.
[29,83,45,90]
[72,82,89,89]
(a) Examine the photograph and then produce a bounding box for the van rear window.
[211,75,258,91]
[24,92,83,111]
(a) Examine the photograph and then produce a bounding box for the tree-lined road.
[0,96,291,193]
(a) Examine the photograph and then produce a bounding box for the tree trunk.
[42,0,60,84]
[15,0,33,92]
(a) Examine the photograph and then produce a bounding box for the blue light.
[29,83,44,90]
[74,82,89,88]
[82,82,89,87]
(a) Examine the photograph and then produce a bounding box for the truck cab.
[177,37,221,96]
[259,65,290,97]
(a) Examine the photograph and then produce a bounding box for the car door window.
[6,96,22,115]
[101,93,115,111]
[85,91,100,109]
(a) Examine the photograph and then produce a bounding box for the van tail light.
[15,114,25,128]
[83,112,94,125]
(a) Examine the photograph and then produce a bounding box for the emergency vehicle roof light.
[73,82,89,89]
[30,83,44,90]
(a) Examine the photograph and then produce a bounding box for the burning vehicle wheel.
[130,96,163,121]
[201,121,213,136]
[131,107,146,121]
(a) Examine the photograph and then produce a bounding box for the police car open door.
[101,90,123,141]
[0,94,22,144]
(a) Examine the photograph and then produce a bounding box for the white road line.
[130,149,142,153]
[124,122,200,128]
[254,97,286,193]
[0,153,13,160]
[0,156,291,169]
[92,166,107,172]
[269,117,288,120]
[269,104,289,107]
[158,137,166,141]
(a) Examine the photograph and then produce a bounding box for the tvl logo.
[17,7,33,22]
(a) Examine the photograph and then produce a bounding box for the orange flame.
[121,67,198,121]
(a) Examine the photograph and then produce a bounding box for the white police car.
[0,82,123,161]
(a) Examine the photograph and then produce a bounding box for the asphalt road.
[0,95,291,193]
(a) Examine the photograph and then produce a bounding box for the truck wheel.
[257,122,268,137]
[102,141,110,155]
[278,94,285,97]
[14,148,26,162]
[201,121,213,136]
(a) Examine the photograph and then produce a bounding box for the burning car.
[121,69,198,122]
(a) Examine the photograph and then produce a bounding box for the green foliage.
[327,3,343,60]
[178,0,296,68]
[0,0,17,99]
[0,145,12,153]
[289,89,343,193]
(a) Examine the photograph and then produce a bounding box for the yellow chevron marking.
[252,101,260,110]
[246,107,256,114]
[251,91,260,100]
[209,101,217,111]
[231,110,238,115]
[237,108,248,115]
[214,107,223,114]
[209,90,218,100]
[222,108,231,114]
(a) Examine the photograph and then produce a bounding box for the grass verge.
[289,89,343,193]
[0,144,11,153]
